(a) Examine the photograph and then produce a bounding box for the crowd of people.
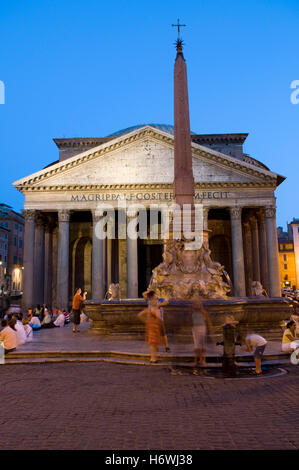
[0,289,89,355]
[0,308,70,355]
[0,288,90,355]
[1,287,299,371]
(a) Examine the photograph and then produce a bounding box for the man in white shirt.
[54,310,65,328]
[241,333,267,376]
[0,319,17,354]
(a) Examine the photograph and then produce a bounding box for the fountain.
[84,28,292,341]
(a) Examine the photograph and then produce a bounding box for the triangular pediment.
[13,125,279,191]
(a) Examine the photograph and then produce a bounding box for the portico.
[16,124,283,310]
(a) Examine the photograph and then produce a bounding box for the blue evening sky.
[0,0,298,228]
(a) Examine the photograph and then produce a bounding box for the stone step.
[3,351,290,366]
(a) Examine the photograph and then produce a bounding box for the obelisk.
[171,20,198,243]
[147,24,230,299]
[173,34,195,207]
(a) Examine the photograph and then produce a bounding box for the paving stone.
[0,362,299,449]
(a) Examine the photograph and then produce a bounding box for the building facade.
[277,219,299,289]
[291,219,299,288]
[0,203,24,294]
[13,124,283,310]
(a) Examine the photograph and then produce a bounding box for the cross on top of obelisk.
[172,18,186,39]
[172,18,186,50]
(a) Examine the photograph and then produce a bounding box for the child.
[240,332,267,375]
[138,299,163,363]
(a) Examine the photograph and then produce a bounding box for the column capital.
[22,209,36,222]
[265,206,276,218]
[127,208,139,220]
[58,210,71,222]
[35,213,47,228]
[256,208,266,224]
[203,207,209,217]
[44,215,57,233]
[45,223,55,234]
[91,210,105,222]
[249,214,258,227]
[230,207,242,220]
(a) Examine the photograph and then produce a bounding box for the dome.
[107,123,195,138]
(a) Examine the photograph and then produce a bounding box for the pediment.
[13,125,278,191]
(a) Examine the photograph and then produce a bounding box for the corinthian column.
[57,210,70,310]
[257,209,269,294]
[127,213,138,298]
[265,206,281,297]
[22,210,36,311]
[243,221,253,296]
[44,222,54,308]
[230,207,246,297]
[92,211,104,300]
[250,214,261,283]
[34,214,45,305]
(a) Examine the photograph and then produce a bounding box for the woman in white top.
[11,317,27,346]
[54,310,65,328]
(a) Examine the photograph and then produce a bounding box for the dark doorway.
[209,235,233,282]
[138,243,163,297]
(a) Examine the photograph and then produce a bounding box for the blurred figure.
[54,310,65,328]
[29,314,41,330]
[191,297,214,367]
[138,298,163,363]
[22,319,33,342]
[63,310,71,324]
[40,304,47,322]
[0,319,16,354]
[72,288,87,333]
[11,315,26,346]
[80,311,88,323]
[34,304,41,318]
[143,290,170,352]
[41,309,55,329]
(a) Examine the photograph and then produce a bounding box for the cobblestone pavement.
[1,362,299,450]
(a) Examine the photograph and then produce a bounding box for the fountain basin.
[84,297,294,341]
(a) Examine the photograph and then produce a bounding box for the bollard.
[0,341,4,365]
[217,323,240,375]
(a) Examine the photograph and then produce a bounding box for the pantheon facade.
[13,124,283,310]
